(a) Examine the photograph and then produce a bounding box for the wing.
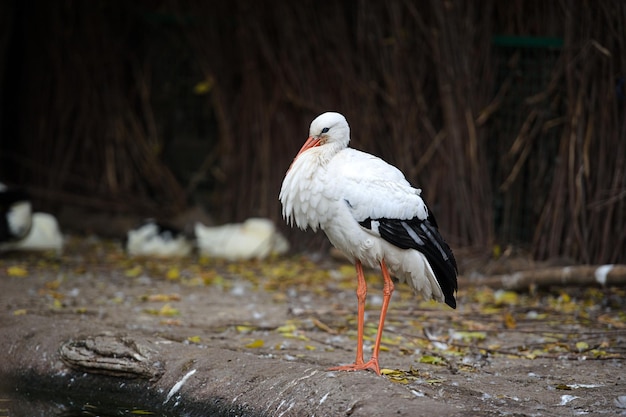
[364,212,458,308]
[327,149,428,222]
[329,149,458,308]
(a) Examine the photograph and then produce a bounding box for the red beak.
[287,136,321,171]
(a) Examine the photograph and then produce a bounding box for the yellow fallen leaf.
[245,339,264,348]
[338,264,355,277]
[426,378,446,385]
[13,309,27,316]
[504,311,517,329]
[380,366,424,385]
[364,325,378,337]
[524,349,545,359]
[166,267,180,280]
[7,266,28,277]
[159,303,180,317]
[213,274,226,287]
[494,290,519,305]
[276,324,297,334]
[590,349,607,358]
[236,325,255,333]
[125,265,143,278]
[575,341,589,352]
[187,335,202,344]
[305,345,316,351]
[381,335,402,346]
[380,368,412,384]
[390,377,410,384]
[130,410,155,415]
[419,355,447,366]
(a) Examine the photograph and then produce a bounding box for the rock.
[59,334,164,380]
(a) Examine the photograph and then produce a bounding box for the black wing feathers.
[362,210,458,309]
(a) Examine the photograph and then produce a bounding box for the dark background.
[0,0,624,264]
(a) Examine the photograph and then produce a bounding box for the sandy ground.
[0,236,625,416]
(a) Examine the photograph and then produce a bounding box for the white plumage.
[1,212,64,253]
[195,218,289,261]
[11,212,63,252]
[126,220,193,258]
[280,112,457,374]
[0,183,32,242]
[1,183,63,254]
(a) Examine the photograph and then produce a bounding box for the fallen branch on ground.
[468,264,626,291]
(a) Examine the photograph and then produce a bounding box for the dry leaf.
[504,311,517,329]
[125,265,143,278]
[575,341,589,352]
[7,266,28,277]
[159,303,180,316]
[166,267,180,280]
[245,339,264,348]
[419,355,447,366]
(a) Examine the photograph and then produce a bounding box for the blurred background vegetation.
[0,0,624,264]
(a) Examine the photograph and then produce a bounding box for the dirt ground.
[0,236,625,416]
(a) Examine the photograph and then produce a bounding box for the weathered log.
[469,264,626,291]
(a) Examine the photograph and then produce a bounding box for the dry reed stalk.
[3,0,623,263]
[14,2,187,216]
[532,1,625,263]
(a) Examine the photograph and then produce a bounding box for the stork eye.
[321,127,330,134]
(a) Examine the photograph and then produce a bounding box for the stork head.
[309,112,350,147]
[293,112,350,160]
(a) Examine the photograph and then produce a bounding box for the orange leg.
[328,259,395,375]
[354,260,367,365]
[369,259,395,373]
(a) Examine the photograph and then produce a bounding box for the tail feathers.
[373,213,458,309]
[417,216,458,308]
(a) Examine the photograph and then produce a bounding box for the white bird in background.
[9,212,63,253]
[0,183,32,243]
[0,183,63,253]
[126,219,194,258]
[280,112,458,375]
[195,218,289,261]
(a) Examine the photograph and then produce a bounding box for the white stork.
[279,112,458,375]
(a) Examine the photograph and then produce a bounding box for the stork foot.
[328,358,380,375]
